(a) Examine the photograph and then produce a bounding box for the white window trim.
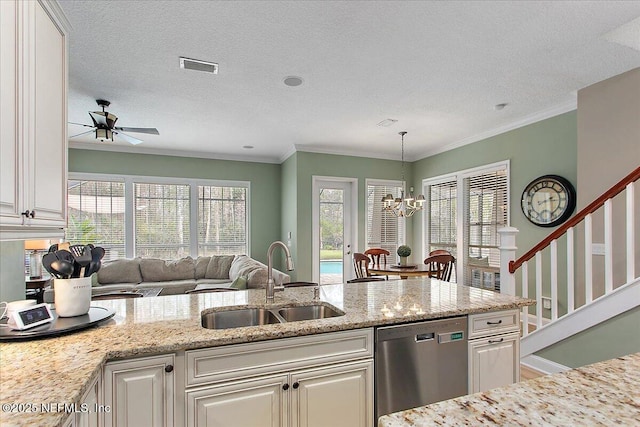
[422,160,510,283]
[68,172,251,258]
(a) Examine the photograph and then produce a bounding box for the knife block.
[53,277,91,317]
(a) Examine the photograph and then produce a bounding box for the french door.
[312,177,357,284]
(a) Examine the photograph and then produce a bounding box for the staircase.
[498,166,640,371]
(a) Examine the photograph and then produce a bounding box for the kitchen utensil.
[50,259,74,279]
[54,250,76,278]
[69,245,92,277]
[42,252,62,278]
[85,246,105,277]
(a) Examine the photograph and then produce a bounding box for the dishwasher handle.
[415,332,435,342]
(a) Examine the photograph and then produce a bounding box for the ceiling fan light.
[95,128,112,141]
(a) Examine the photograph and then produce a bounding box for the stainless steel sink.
[202,308,282,329]
[201,303,344,329]
[277,304,344,321]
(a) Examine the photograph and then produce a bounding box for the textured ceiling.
[59,1,640,163]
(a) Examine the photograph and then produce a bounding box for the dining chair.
[351,253,385,282]
[364,248,390,267]
[423,254,456,281]
[429,249,452,256]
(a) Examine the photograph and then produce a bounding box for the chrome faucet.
[266,241,295,302]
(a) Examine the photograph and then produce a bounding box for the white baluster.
[567,227,575,313]
[522,261,529,337]
[604,199,613,294]
[585,214,593,304]
[536,252,542,329]
[550,239,558,321]
[627,183,635,283]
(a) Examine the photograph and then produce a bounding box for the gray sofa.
[90,254,290,296]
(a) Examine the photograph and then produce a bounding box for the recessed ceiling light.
[283,76,303,87]
[243,145,254,149]
[377,119,398,127]
[179,57,218,74]
[494,103,508,111]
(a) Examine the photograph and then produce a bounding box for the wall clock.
[521,175,576,227]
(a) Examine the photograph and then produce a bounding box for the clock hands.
[537,197,556,206]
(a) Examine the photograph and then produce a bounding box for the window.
[67,179,125,260]
[366,180,405,256]
[66,175,249,260]
[423,162,509,288]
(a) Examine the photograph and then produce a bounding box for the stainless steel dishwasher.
[375,316,468,419]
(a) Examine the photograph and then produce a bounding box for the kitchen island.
[378,352,640,426]
[0,279,532,427]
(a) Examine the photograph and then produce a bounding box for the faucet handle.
[313,285,320,300]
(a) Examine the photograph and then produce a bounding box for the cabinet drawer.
[186,328,373,387]
[468,310,519,339]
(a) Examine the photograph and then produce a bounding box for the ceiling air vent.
[179,57,218,74]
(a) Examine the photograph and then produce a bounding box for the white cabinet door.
[468,332,520,394]
[186,374,288,427]
[0,0,22,225]
[104,355,175,427]
[77,375,101,427]
[0,0,68,239]
[291,360,373,427]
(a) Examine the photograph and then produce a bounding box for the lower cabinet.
[77,375,101,427]
[468,310,520,394]
[103,354,176,427]
[185,360,373,427]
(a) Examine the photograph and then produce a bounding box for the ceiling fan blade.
[114,126,159,135]
[69,122,95,128]
[69,129,96,139]
[113,131,143,145]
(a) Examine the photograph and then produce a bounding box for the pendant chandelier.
[382,131,425,217]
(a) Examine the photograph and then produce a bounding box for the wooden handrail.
[509,165,640,273]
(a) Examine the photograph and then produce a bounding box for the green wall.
[536,307,640,368]
[68,149,281,265]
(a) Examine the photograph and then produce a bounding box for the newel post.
[498,227,519,296]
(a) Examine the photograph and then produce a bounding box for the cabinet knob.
[29,210,35,218]
[292,382,299,389]
[165,364,174,373]
[282,383,289,391]
[21,210,31,217]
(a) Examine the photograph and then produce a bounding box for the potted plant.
[397,245,411,266]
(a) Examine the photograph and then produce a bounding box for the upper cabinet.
[0,0,69,240]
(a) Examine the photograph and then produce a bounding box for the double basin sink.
[202,303,344,330]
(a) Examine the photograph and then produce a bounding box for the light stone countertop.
[378,352,640,426]
[0,279,532,427]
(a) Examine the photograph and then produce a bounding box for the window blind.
[66,179,125,260]
[134,183,190,259]
[198,185,247,255]
[427,179,457,257]
[366,182,405,255]
[463,167,508,286]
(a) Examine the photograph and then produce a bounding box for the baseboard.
[521,354,570,375]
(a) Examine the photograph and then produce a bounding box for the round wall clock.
[521,175,576,227]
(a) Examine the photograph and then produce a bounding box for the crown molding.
[292,144,400,161]
[413,100,577,161]
[68,141,282,164]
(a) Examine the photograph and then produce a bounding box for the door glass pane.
[319,188,344,284]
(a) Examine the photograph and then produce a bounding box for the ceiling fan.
[69,99,159,145]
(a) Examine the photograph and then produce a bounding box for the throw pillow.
[229,275,247,290]
[90,273,99,287]
[140,257,196,282]
[195,256,211,279]
[97,258,142,284]
[205,255,235,279]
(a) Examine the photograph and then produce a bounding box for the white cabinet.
[0,0,68,240]
[77,374,102,427]
[185,329,374,427]
[468,310,520,394]
[103,354,176,427]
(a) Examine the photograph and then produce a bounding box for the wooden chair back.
[429,249,451,256]
[364,248,390,267]
[423,254,456,281]
[353,253,372,279]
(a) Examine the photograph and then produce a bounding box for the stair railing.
[499,166,639,336]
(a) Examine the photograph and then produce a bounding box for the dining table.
[368,263,436,280]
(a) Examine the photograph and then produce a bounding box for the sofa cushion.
[205,255,235,279]
[136,280,197,295]
[92,283,137,294]
[247,268,268,288]
[196,278,233,285]
[140,257,195,282]
[229,255,262,281]
[195,256,211,279]
[97,258,142,284]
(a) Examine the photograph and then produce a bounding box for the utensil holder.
[54,277,91,317]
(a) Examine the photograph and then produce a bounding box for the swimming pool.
[320,260,343,275]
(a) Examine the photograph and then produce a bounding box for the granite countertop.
[0,279,532,427]
[379,352,640,426]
